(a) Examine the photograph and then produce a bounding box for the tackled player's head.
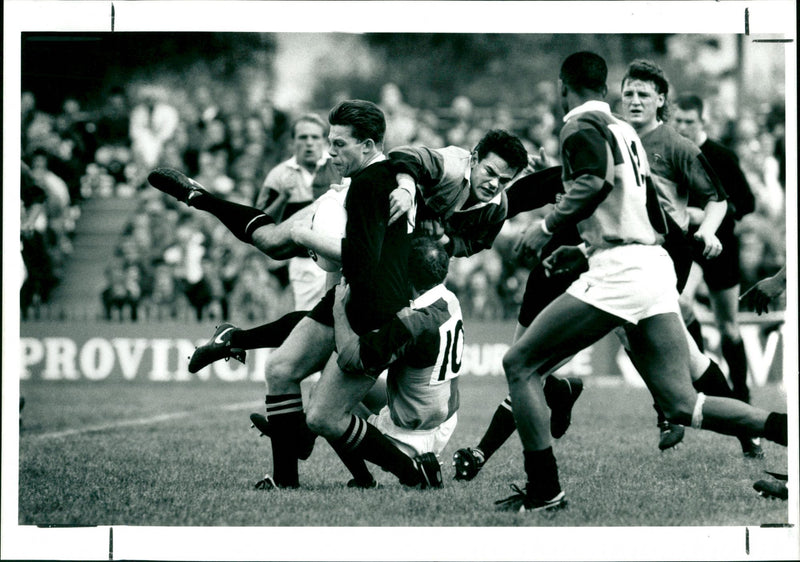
[408,236,450,293]
[559,51,608,99]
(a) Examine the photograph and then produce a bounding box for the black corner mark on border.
[744,7,749,36]
[745,526,749,555]
[109,527,113,560]
[111,3,115,32]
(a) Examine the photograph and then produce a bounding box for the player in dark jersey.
[621,61,762,456]
[673,94,756,407]
[498,52,787,514]
[324,236,463,488]
[251,235,463,489]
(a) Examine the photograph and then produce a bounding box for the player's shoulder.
[702,138,738,162]
[659,123,701,155]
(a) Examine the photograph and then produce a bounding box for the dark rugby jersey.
[389,145,507,257]
[341,159,411,333]
[640,124,726,232]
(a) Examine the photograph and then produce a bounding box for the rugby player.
[501,51,787,513]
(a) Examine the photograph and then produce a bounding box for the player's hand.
[694,230,723,259]
[514,220,551,267]
[334,280,351,308]
[740,276,783,314]
[419,219,444,239]
[388,187,413,225]
[542,246,588,278]
[528,147,552,172]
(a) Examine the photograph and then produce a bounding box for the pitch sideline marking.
[29,401,262,440]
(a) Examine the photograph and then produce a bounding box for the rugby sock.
[721,336,750,403]
[230,311,309,350]
[477,397,516,460]
[333,415,420,486]
[692,360,734,398]
[686,319,705,352]
[265,394,316,487]
[189,192,275,244]
[763,412,787,446]
[331,446,375,487]
[523,447,562,502]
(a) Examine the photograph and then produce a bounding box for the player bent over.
[500,52,787,513]
[251,237,459,488]
[321,236,462,488]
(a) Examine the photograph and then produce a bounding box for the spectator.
[129,84,180,170]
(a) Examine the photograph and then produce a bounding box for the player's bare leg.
[258,317,334,488]
[306,359,442,489]
[625,313,786,445]
[499,293,623,511]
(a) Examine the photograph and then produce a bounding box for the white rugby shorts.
[289,256,328,311]
[368,407,457,459]
[566,244,680,324]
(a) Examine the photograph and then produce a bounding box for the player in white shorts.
[499,52,787,514]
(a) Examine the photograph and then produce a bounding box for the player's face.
[328,124,370,177]
[673,108,703,143]
[293,120,326,168]
[469,152,518,203]
[621,79,664,131]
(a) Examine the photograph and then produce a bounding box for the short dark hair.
[675,94,704,117]
[408,236,450,292]
[473,129,528,174]
[560,52,608,95]
[622,59,670,121]
[328,100,386,144]
[292,113,328,138]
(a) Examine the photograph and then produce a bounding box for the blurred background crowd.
[19,32,788,325]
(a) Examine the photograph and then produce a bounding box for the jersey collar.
[563,100,612,122]
[410,283,449,309]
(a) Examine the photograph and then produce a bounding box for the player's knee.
[502,349,527,383]
[265,353,300,387]
[304,403,336,439]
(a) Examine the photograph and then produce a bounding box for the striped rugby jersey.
[544,100,666,253]
[355,284,463,431]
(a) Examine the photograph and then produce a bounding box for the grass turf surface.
[18,376,789,527]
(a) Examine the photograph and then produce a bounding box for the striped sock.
[189,192,275,244]
[333,416,419,486]
[265,394,314,487]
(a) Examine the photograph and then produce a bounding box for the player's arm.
[515,127,610,259]
[333,283,414,376]
[250,200,319,260]
[505,165,564,219]
[739,266,787,314]
[447,204,507,257]
[388,146,449,220]
[682,149,728,257]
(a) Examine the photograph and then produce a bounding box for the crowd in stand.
[20,78,787,323]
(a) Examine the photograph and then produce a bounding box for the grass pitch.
[18,376,789,528]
